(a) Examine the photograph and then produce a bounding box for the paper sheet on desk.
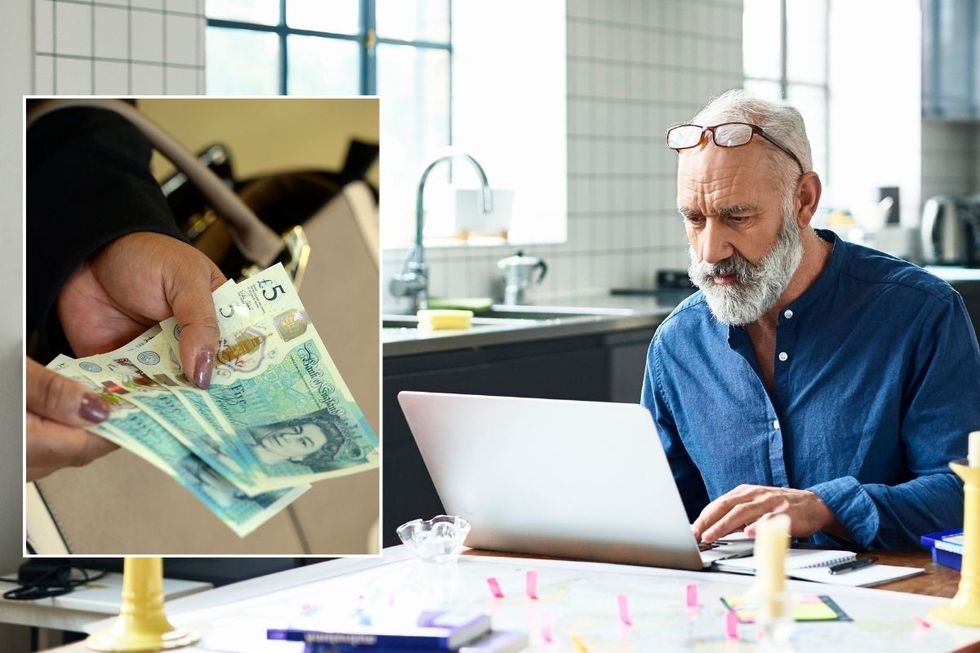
[790,564,925,587]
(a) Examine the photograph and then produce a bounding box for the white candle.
[969,431,980,467]
[754,513,790,596]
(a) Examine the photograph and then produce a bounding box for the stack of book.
[267,610,526,653]
[921,530,964,571]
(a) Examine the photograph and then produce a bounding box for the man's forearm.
[810,472,963,550]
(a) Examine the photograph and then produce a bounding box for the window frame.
[205,0,453,96]
[743,0,830,184]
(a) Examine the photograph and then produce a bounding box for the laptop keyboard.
[698,542,720,552]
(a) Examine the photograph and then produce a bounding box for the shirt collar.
[780,228,843,319]
[723,227,844,338]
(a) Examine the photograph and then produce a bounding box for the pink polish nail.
[79,393,110,422]
[194,350,215,389]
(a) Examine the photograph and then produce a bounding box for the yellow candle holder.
[931,461,980,628]
[87,557,200,651]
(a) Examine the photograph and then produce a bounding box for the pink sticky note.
[486,577,504,599]
[617,594,632,626]
[526,570,539,600]
[725,609,739,641]
[541,610,553,643]
[913,615,932,629]
[686,583,698,607]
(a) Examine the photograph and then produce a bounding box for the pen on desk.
[828,557,877,575]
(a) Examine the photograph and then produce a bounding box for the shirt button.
[778,352,789,362]
[784,309,794,319]
[773,419,780,430]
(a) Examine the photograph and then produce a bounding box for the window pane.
[786,0,826,84]
[786,84,827,177]
[206,0,279,26]
[287,35,360,95]
[377,43,451,238]
[743,78,781,101]
[206,28,279,94]
[287,0,360,35]
[743,0,781,80]
[376,0,450,44]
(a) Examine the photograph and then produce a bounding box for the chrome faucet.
[390,151,493,311]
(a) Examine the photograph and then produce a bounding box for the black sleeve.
[27,106,187,363]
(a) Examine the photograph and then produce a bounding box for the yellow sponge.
[417,309,473,331]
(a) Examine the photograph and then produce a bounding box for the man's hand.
[693,484,844,543]
[56,232,226,388]
[26,358,117,482]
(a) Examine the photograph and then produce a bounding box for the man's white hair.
[690,89,812,208]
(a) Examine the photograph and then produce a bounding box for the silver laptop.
[398,391,753,570]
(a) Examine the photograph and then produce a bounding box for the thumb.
[26,358,110,426]
[166,259,225,389]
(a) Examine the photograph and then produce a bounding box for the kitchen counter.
[382,291,691,357]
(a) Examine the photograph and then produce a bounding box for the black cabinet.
[382,327,656,546]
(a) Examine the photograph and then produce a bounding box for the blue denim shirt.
[641,230,980,550]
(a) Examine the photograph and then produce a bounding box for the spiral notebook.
[713,549,924,587]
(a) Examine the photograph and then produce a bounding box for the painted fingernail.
[194,350,215,389]
[79,393,110,423]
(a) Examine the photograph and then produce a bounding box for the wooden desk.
[858,550,961,598]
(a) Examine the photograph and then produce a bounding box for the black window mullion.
[207,0,452,99]
[362,0,376,95]
[279,0,288,95]
[779,0,788,100]
[447,0,453,150]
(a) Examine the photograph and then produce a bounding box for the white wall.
[383,0,745,307]
[826,0,922,227]
[1,0,35,650]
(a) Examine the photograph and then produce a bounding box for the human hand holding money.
[56,232,226,388]
[42,264,377,537]
[25,358,117,482]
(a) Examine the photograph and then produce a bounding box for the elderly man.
[642,90,980,550]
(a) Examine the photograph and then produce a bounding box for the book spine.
[268,629,451,649]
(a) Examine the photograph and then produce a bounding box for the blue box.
[921,529,963,571]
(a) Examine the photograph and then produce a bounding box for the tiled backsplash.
[383,0,744,309]
[33,0,205,94]
[921,121,980,203]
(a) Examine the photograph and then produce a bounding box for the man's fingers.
[742,503,792,537]
[702,495,779,542]
[166,259,223,389]
[694,485,764,541]
[693,496,733,541]
[26,358,110,426]
[26,413,118,481]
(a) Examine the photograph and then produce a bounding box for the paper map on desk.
[187,552,980,653]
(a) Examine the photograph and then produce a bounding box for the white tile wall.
[383,0,744,309]
[32,0,204,94]
[921,121,980,203]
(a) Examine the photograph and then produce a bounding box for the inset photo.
[25,97,379,555]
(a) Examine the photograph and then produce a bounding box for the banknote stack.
[47,264,379,537]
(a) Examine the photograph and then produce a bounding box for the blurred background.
[21,0,980,298]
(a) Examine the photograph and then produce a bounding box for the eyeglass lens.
[667,123,753,150]
[712,123,752,147]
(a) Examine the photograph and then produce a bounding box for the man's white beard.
[687,215,804,326]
